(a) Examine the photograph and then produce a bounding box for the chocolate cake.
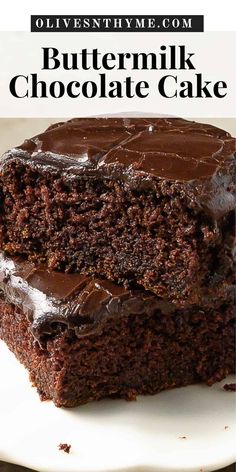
[0,252,235,407]
[0,118,235,305]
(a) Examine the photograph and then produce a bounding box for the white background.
[0,1,235,117]
[0,3,235,471]
[0,32,235,118]
[0,0,235,31]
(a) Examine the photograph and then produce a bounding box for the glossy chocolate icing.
[1,118,235,221]
[0,250,234,344]
[1,117,234,179]
[0,251,174,343]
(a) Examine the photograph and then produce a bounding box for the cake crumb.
[58,443,71,454]
[223,383,236,391]
[224,425,229,430]
[178,436,187,439]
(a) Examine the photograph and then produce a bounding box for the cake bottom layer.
[0,298,235,408]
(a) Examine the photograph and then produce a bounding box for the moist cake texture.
[0,118,235,305]
[0,251,235,407]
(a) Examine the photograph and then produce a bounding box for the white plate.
[0,341,235,472]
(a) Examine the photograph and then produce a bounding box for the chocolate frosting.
[0,117,234,178]
[1,117,235,221]
[0,251,234,345]
[0,251,174,344]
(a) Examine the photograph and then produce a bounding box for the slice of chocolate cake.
[0,118,235,306]
[0,252,235,408]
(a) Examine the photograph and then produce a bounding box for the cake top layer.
[0,251,169,343]
[1,117,235,183]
